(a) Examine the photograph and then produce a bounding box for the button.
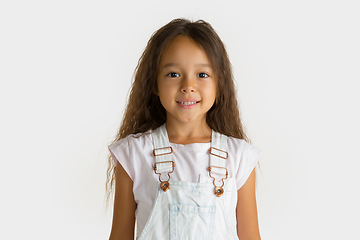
[214,186,224,197]
[160,181,170,191]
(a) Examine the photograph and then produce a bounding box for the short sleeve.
[108,138,134,181]
[234,140,261,190]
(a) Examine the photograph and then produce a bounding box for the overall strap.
[152,124,174,191]
[209,130,228,197]
[152,124,174,173]
[209,130,228,175]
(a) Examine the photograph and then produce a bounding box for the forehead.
[159,35,211,66]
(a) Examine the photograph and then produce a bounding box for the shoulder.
[226,136,261,189]
[108,130,154,180]
[108,130,153,152]
[227,136,261,157]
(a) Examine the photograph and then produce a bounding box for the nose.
[181,76,196,93]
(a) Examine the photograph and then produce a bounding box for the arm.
[109,161,137,240]
[236,168,261,240]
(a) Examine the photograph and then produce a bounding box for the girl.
[107,18,261,240]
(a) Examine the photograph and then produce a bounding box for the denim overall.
[137,124,239,240]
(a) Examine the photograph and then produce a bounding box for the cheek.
[157,79,172,91]
[157,88,173,107]
[204,82,217,97]
[158,81,179,98]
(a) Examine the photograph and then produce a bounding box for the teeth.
[178,101,197,105]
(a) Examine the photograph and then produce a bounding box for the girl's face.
[157,35,216,126]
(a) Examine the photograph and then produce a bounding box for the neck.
[165,120,212,144]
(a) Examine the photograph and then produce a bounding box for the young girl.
[107,18,261,240]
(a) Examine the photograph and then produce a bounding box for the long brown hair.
[106,18,249,202]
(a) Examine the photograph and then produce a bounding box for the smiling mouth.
[176,101,200,105]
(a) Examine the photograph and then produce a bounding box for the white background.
[1,0,359,239]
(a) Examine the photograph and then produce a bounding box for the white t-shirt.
[109,129,261,236]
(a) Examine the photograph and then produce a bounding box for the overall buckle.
[153,161,175,191]
[208,166,228,197]
[153,146,174,192]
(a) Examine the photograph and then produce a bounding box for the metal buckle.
[153,146,173,156]
[209,147,228,159]
[153,161,175,192]
[208,166,228,197]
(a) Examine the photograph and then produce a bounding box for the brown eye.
[197,73,209,78]
[167,72,180,78]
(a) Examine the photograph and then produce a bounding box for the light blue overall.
[137,124,239,240]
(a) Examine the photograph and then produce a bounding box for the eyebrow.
[161,63,213,69]
[161,63,178,69]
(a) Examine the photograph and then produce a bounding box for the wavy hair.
[106,18,249,203]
